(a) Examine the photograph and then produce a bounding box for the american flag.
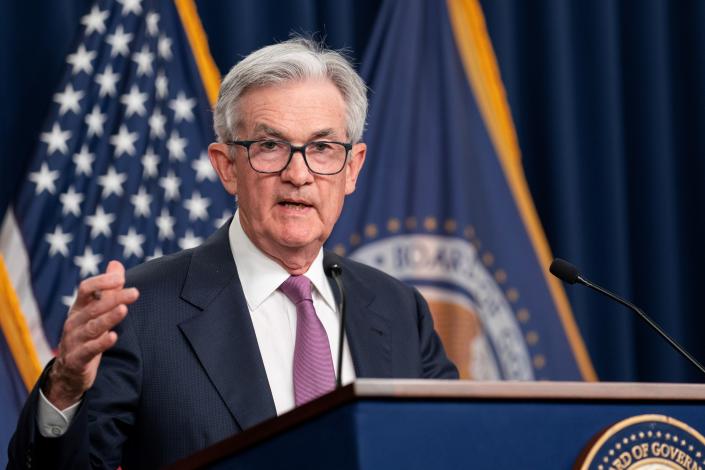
[0,0,231,361]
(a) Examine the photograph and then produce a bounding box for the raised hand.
[44,260,139,410]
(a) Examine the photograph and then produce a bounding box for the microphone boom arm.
[576,273,705,377]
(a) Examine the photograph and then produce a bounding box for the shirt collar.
[228,210,336,311]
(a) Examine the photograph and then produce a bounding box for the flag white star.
[192,152,217,182]
[73,145,95,176]
[59,185,84,216]
[29,162,59,195]
[40,123,72,155]
[62,288,78,308]
[66,44,96,75]
[98,166,128,198]
[85,105,107,138]
[184,191,211,221]
[74,246,103,277]
[141,147,159,178]
[45,226,73,257]
[130,186,152,217]
[214,209,233,228]
[118,227,145,258]
[132,45,154,77]
[120,85,148,117]
[86,206,116,238]
[169,92,196,123]
[178,230,203,250]
[106,25,133,57]
[110,124,138,157]
[166,130,188,161]
[158,34,173,60]
[159,170,181,201]
[95,64,120,97]
[117,0,142,16]
[156,208,175,240]
[148,108,167,139]
[146,11,160,36]
[81,5,109,35]
[53,83,84,115]
[155,71,168,99]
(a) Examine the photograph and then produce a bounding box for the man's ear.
[344,143,366,195]
[208,142,238,196]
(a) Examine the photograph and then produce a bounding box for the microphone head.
[550,258,581,284]
[325,262,342,277]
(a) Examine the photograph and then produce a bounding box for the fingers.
[70,330,119,367]
[74,272,124,310]
[74,303,128,344]
[72,260,126,309]
[68,287,139,327]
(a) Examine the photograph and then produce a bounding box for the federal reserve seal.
[577,414,705,470]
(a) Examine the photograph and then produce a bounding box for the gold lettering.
[659,443,670,456]
[676,450,687,465]
[651,442,661,456]
[669,445,680,461]
[612,451,632,469]
[631,443,649,460]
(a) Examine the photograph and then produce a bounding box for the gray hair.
[213,37,368,144]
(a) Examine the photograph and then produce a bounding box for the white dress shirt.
[38,210,355,435]
[229,210,355,415]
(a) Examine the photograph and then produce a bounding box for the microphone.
[550,258,705,377]
[324,261,346,388]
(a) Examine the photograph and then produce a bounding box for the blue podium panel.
[211,399,705,469]
[167,381,705,470]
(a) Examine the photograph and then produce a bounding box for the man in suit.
[8,38,458,469]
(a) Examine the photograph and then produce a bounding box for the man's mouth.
[278,199,313,210]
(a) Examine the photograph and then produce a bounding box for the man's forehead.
[235,80,347,139]
[239,79,344,107]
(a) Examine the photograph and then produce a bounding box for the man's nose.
[281,149,313,185]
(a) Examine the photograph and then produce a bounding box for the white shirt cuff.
[37,388,81,438]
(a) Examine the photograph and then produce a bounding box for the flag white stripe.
[1,210,54,365]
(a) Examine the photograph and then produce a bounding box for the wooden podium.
[168,380,705,469]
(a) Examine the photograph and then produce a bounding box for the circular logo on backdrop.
[578,415,705,470]
[350,233,534,380]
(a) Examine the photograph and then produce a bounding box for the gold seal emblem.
[578,414,705,470]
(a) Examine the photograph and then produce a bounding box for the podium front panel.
[207,397,705,469]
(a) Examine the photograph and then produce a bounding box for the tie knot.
[279,275,313,304]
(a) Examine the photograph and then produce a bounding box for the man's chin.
[277,234,321,250]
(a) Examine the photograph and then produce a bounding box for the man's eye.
[310,142,332,152]
[259,141,280,151]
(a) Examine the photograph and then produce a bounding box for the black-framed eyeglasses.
[225,139,353,175]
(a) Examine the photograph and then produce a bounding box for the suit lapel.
[178,223,277,430]
[324,252,392,378]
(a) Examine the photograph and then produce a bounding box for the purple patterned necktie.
[279,275,336,406]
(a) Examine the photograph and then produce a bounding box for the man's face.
[209,79,366,271]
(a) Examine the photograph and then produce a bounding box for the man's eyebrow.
[309,128,337,140]
[251,124,341,142]
[253,124,286,139]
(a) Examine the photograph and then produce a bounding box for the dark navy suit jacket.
[8,222,458,469]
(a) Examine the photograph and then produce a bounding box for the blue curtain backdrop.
[1,0,704,383]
